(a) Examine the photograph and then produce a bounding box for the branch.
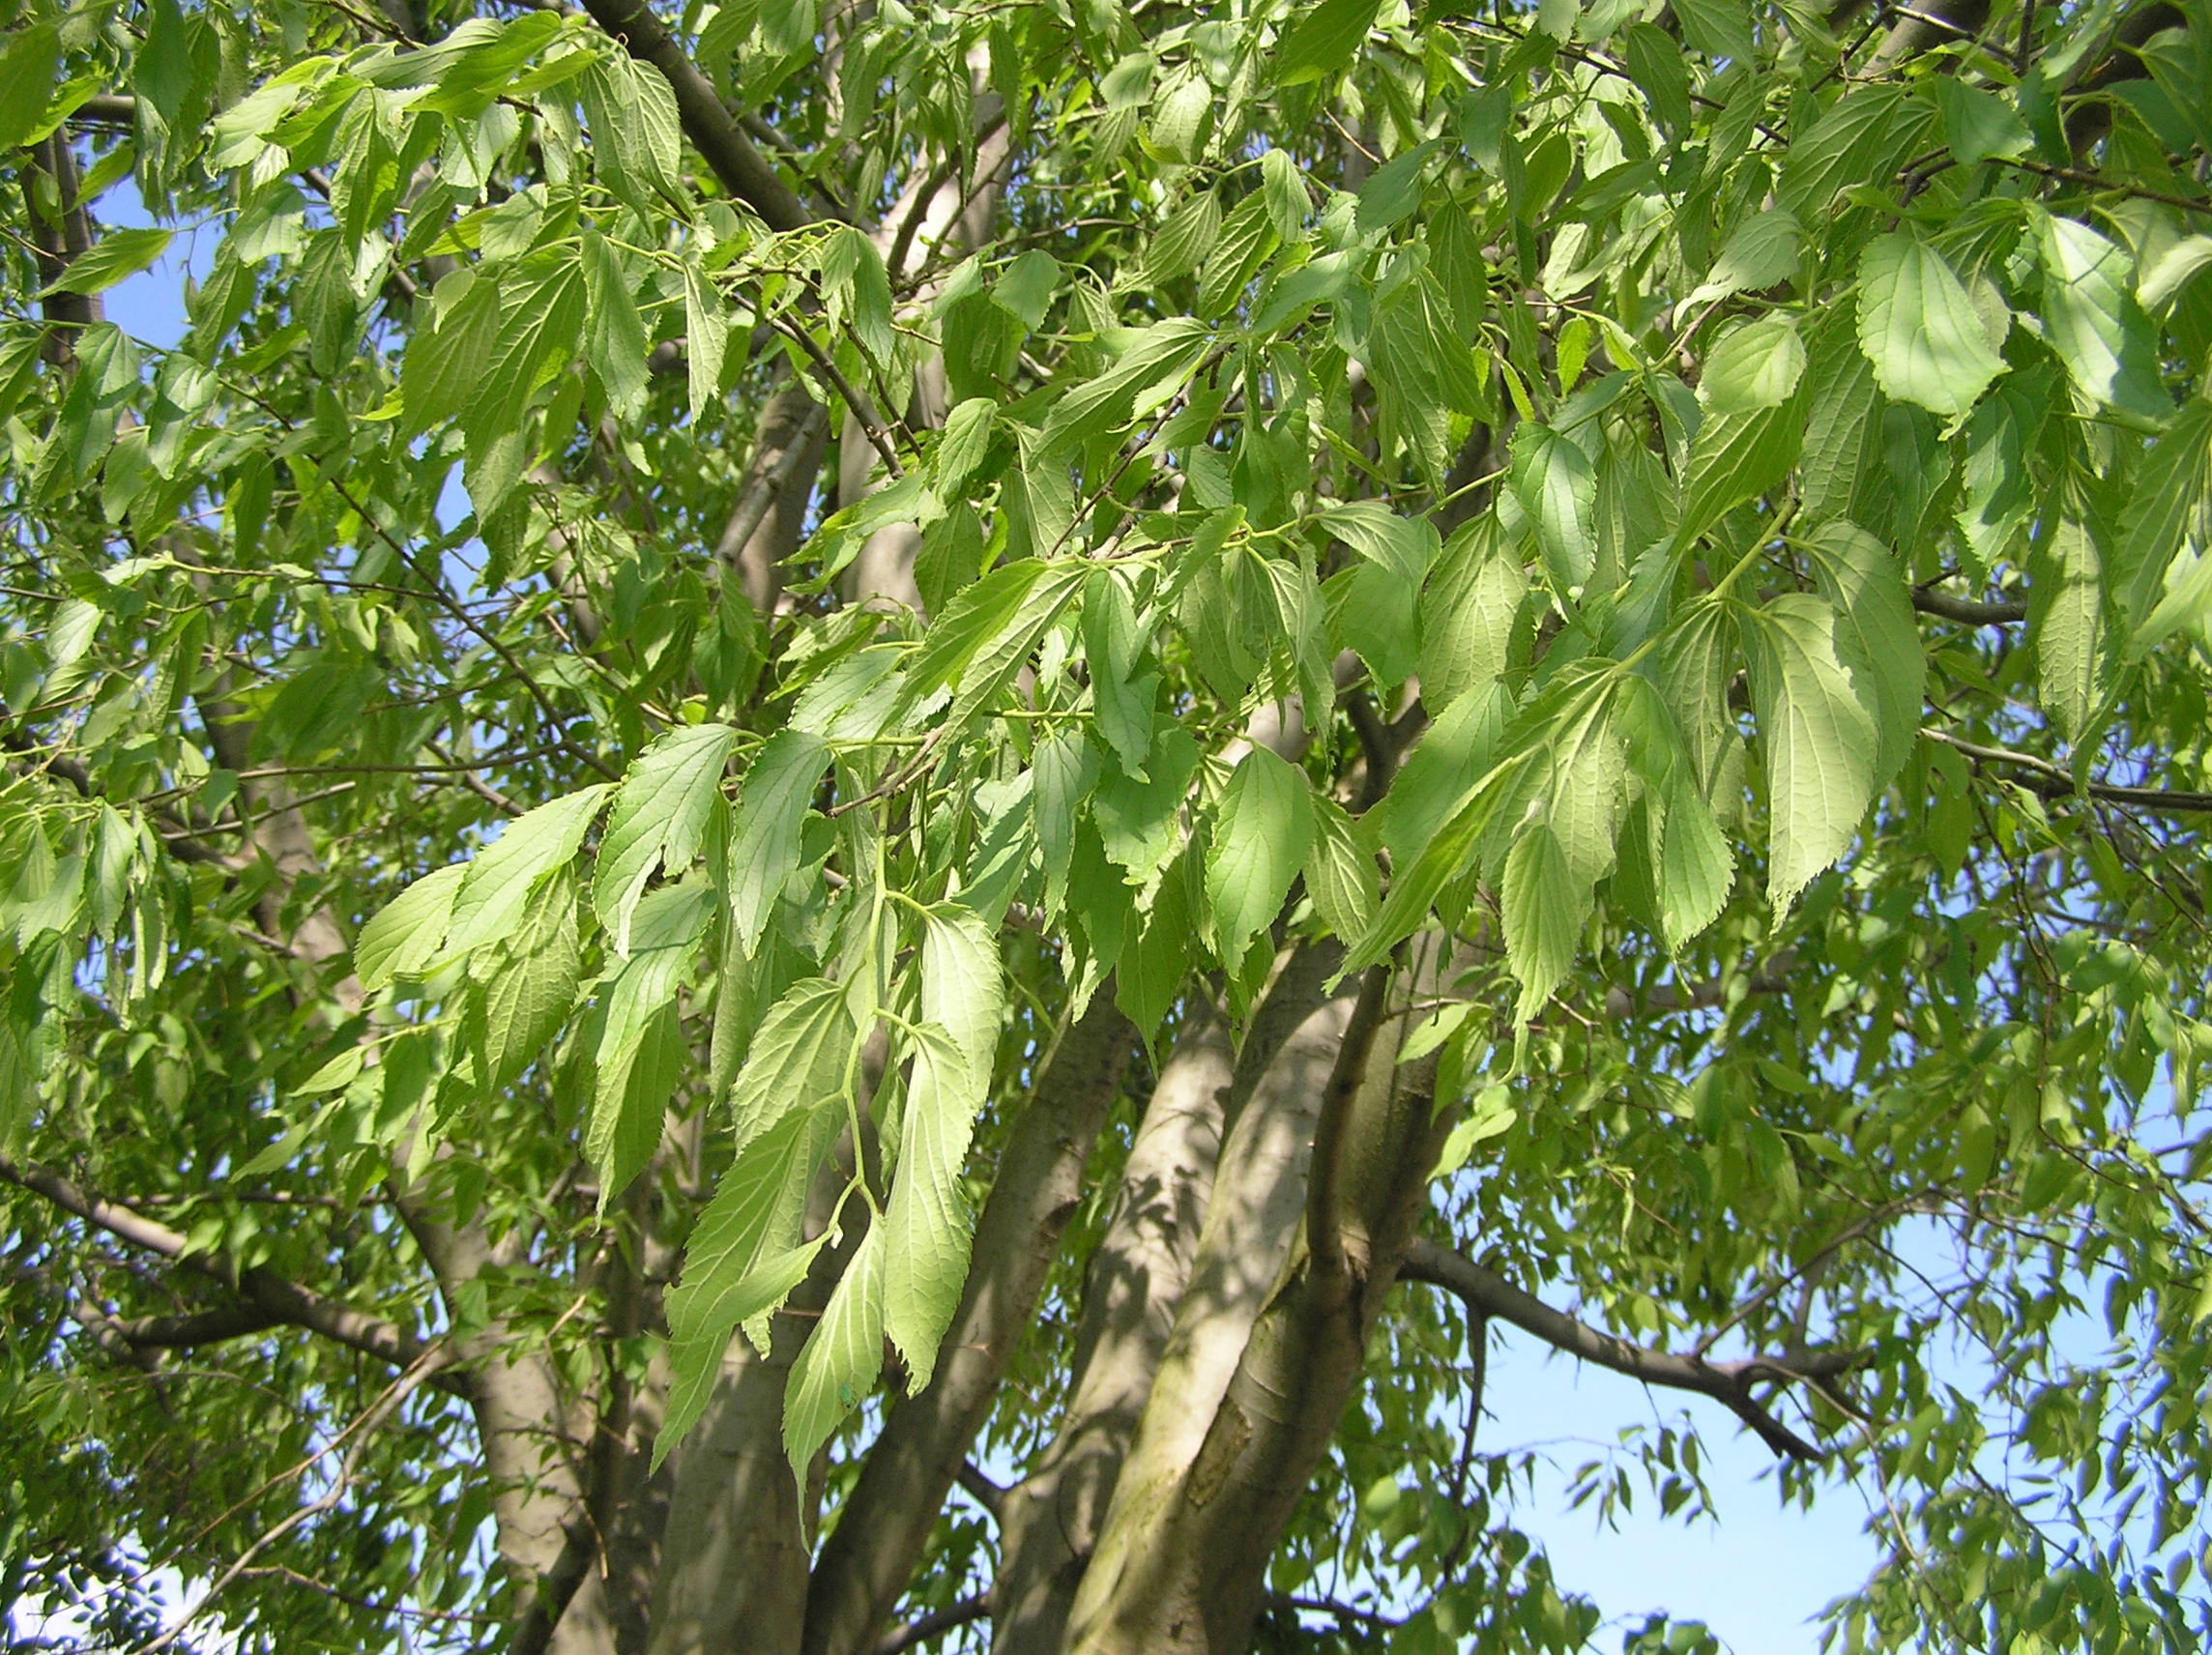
[1399,1238,1866,1463]
[71,93,140,126]
[1344,687,1396,812]
[105,1302,284,1349]
[1911,588,2027,625]
[21,132,101,360]
[1306,964,1393,1286]
[574,0,811,231]
[1269,1592,1402,1633]
[0,1155,469,1398]
[954,1461,1005,1523]
[713,389,830,604]
[870,1593,991,1655]
[779,317,906,478]
[1598,952,1795,1020]
[1924,728,2212,816]
[134,1343,450,1654]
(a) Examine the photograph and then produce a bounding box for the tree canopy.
[5,0,2212,1649]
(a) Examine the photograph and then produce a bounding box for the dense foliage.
[5,0,2212,1649]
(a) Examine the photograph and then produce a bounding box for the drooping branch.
[0,1155,467,1397]
[800,997,1134,1655]
[1398,1237,1867,1463]
[1925,728,2212,816]
[575,0,811,232]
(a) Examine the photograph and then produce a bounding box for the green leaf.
[1699,318,1805,416]
[1084,569,1156,779]
[936,397,996,492]
[1660,600,1738,798]
[401,270,502,438]
[582,228,650,421]
[1501,823,1579,1021]
[820,225,895,366]
[1795,309,1881,527]
[1855,234,2006,421]
[0,22,62,154]
[1679,397,1802,544]
[588,996,684,1210]
[1934,79,2029,165]
[1543,686,1630,890]
[1139,189,1223,287]
[1687,211,1804,308]
[1674,0,1754,63]
[1035,318,1210,461]
[655,1237,820,1469]
[728,974,859,1151]
[472,889,582,1090]
[1738,595,1877,914]
[442,786,612,961]
[1621,24,1692,137]
[1508,424,1596,591]
[727,731,830,954]
[2132,547,2212,662]
[1778,84,1934,222]
[597,882,712,1060]
[663,1107,836,1353]
[2140,236,2212,312]
[785,1225,887,1478]
[1204,746,1316,963]
[578,51,688,216]
[2029,518,2105,739]
[358,862,468,992]
[1262,148,1310,240]
[47,229,173,300]
[1372,680,1510,872]
[1093,722,1199,889]
[882,905,1003,1387]
[1273,0,1382,85]
[2032,210,2168,420]
[1304,796,1378,943]
[684,257,730,421]
[1354,142,1435,238]
[1419,519,1528,707]
[1956,383,2037,576]
[1196,189,1282,319]
[1655,766,1733,950]
[595,723,738,956]
[2115,398,2212,629]
[1802,522,1923,791]
[1117,857,1193,1032]
[1326,562,1419,687]
[1029,730,1095,922]
[899,559,1047,708]
[1318,500,1439,588]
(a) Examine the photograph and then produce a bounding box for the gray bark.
[990,1000,1234,1655]
[1060,944,1359,1655]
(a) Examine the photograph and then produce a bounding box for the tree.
[5,0,2212,1646]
